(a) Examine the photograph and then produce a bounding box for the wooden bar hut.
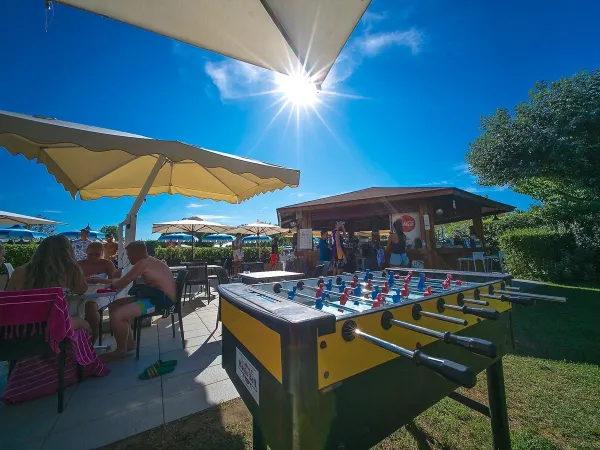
[277,187,515,270]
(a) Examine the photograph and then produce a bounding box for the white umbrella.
[0,210,61,226]
[226,221,287,237]
[0,110,299,266]
[55,0,371,88]
[226,221,286,254]
[152,217,232,259]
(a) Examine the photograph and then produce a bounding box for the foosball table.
[217,268,566,450]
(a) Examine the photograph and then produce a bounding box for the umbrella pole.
[118,155,166,269]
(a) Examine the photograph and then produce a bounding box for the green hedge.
[1,244,38,269]
[499,228,596,282]
[154,246,274,263]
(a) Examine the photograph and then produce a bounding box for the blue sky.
[0,0,598,239]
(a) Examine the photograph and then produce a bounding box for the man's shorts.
[128,284,175,317]
[333,259,346,270]
[233,250,244,262]
[270,253,278,265]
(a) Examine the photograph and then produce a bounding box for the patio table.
[240,270,305,285]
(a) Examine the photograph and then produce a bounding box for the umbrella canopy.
[226,221,287,236]
[242,235,273,243]
[0,225,48,242]
[152,217,231,235]
[58,230,106,241]
[158,233,198,243]
[0,110,300,203]
[152,217,232,259]
[0,210,61,226]
[55,0,371,88]
[202,234,234,243]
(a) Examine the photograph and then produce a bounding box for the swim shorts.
[128,284,175,318]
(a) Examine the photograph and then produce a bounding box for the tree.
[100,225,119,238]
[466,69,600,215]
[26,215,57,236]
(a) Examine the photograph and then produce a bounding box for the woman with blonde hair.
[7,235,90,331]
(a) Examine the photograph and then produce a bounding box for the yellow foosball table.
[217,268,566,450]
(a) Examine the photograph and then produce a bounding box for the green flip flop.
[139,360,178,380]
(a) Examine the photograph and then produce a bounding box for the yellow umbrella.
[54,0,371,88]
[0,110,299,263]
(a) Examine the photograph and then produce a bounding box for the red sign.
[400,215,416,232]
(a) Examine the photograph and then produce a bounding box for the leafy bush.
[499,228,596,282]
[2,243,38,268]
[144,240,161,256]
[154,246,273,263]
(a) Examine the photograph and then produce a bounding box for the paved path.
[0,294,239,450]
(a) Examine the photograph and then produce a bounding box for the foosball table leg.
[253,418,267,450]
[486,360,511,450]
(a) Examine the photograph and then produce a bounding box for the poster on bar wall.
[390,212,422,249]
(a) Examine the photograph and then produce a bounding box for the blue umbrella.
[0,225,48,242]
[242,235,273,244]
[58,230,106,241]
[202,234,234,243]
[158,233,199,243]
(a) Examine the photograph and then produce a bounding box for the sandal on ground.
[139,359,178,379]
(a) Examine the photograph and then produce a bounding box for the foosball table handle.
[500,295,535,306]
[444,333,498,359]
[413,350,476,388]
[461,306,500,321]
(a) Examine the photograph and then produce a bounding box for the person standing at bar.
[331,222,347,275]
[318,230,331,276]
[387,218,409,267]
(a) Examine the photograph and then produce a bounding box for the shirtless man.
[99,241,176,362]
[103,235,118,267]
[78,242,116,344]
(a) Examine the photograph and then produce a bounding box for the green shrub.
[499,228,595,282]
[2,243,38,268]
[144,240,161,256]
[154,246,273,263]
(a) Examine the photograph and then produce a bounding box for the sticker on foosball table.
[236,348,259,405]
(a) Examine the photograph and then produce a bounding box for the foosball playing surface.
[217,269,567,450]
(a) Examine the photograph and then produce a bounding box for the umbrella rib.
[78,154,152,190]
[258,0,305,69]
[204,168,242,203]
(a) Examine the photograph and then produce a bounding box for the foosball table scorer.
[217,268,566,450]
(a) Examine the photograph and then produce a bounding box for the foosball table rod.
[476,293,536,306]
[342,320,477,388]
[412,303,468,326]
[380,311,498,358]
[493,290,566,303]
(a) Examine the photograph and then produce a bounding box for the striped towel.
[0,288,110,404]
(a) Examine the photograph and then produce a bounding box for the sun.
[276,72,319,107]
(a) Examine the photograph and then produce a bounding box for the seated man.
[78,242,117,344]
[100,241,176,362]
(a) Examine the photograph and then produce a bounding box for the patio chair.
[223,257,233,275]
[184,265,209,303]
[472,252,486,272]
[133,270,188,359]
[2,263,14,290]
[458,256,472,271]
[167,257,181,267]
[484,251,505,273]
[214,268,231,329]
[0,288,81,413]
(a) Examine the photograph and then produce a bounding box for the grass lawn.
[104,282,600,450]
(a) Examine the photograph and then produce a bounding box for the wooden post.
[419,202,435,268]
[472,210,485,247]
